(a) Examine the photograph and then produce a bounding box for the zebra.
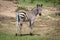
[16,4,43,36]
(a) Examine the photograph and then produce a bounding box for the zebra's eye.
[21,17,24,19]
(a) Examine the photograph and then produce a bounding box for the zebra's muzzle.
[39,13,41,16]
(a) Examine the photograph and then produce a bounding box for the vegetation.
[16,0,60,6]
[15,0,60,11]
[0,33,51,40]
[15,6,28,12]
[45,0,60,6]
[49,12,60,18]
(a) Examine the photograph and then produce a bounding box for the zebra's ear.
[37,4,40,7]
[37,4,43,7]
[41,4,43,7]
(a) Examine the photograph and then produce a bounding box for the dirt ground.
[0,0,18,17]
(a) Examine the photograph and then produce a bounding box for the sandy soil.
[0,0,18,17]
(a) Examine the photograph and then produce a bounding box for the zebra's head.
[36,4,43,16]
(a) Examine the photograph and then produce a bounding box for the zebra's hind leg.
[16,13,19,36]
[19,22,23,36]
[16,21,19,36]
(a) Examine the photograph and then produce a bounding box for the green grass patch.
[15,0,55,12]
[0,33,51,40]
[16,0,54,7]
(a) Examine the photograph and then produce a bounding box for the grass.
[15,0,55,12]
[0,33,51,40]
[16,0,54,7]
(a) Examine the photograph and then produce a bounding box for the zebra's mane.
[30,7,36,11]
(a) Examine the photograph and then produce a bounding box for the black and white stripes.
[17,12,27,22]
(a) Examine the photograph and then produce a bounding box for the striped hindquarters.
[18,12,27,22]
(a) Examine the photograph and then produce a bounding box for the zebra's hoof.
[30,33,33,36]
[20,34,22,36]
[15,33,17,36]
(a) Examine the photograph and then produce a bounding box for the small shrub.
[55,12,60,16]
[15,7,28,12]
[49,12,60,18]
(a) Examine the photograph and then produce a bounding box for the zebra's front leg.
[29,20,34,35]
